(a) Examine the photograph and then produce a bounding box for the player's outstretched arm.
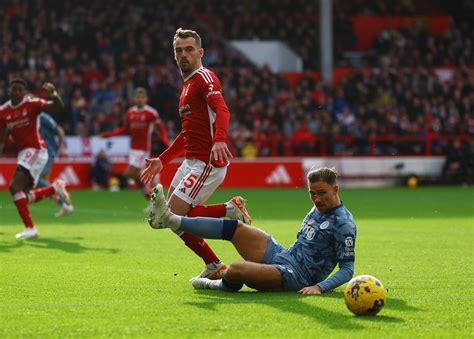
[155,119,170,146]
[101,126,129,138]
[57,125,67,157]
[42,82,64,114]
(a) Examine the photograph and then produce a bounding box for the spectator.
[91,149,113,190]
[441,139,470,185]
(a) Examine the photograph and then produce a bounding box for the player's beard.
[179,60,192,73]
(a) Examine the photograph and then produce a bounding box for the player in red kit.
[0,79,71,239]
[101,87,169,199]
[141,28,252,279]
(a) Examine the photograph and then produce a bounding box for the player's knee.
[226,261,247,280]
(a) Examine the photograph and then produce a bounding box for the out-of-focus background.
[0,0,472,189]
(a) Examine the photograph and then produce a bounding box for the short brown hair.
[134,87,147,96]
[307,167,339,185]
[173,28,201,48]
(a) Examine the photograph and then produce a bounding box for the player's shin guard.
[179,233,219,264]
[13,192,34,228]
[179,218,238,241]
[28,186,55,203]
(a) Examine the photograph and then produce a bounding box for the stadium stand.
[0,0,472,159]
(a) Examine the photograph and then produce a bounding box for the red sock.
[13,192,34,228]
[144,192,151,200]
[28,186,55,203]
[187,204,226,218]
[180,232,219,264]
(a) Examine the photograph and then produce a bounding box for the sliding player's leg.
[192,261,283,292]
[149,184,283,291]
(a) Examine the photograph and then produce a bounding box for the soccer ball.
[344,275,387,316]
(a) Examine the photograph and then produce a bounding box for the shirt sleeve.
[158,131,185,165]
[102,114,130,137]
[32,98,51,114]
[318,261,354,293]
[201,77,230,143]
[334,222,356,263]
[41,113,59,133]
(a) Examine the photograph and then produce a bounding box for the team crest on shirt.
[22,109,27,116]
[320,221,330,229]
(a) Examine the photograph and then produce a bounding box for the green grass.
[0,187,473,337]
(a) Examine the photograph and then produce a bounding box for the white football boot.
[191,277,222,290]
[16,227,40,239]
[148,184,175,230]
[227,196,252,224]
[195,261,228,280]
[55,204,74,217]
[53,179,72,205]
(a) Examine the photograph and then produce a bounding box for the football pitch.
[0,187,473,337]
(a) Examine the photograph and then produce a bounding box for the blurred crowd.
[0,0,472,161]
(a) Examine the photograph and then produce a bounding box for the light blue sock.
[37,178,49,188]
[58,198,66,206]
[179,218,238,240]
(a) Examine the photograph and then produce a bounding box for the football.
[344,275,387,316]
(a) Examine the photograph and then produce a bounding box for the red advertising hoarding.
[0,158,305,190]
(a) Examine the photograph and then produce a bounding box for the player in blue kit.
[147,167,356,294]
[36,112,74,217]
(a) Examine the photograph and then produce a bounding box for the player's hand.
[59,146,67,158]
[211,142,233,163]
[140,158,163,187]
[297,285,322,295]
[42,82,56,94]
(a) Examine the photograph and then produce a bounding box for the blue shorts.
[261,236,308,291]
[40,150,57,177]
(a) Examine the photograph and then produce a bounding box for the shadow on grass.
[185,291,415,330]
[0,237,119,254]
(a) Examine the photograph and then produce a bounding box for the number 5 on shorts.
[184,174,198,188]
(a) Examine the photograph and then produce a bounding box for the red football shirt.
[126,105,159,152]
[0,96,50,151]
[103,104,160,152]
[177,66,230,166]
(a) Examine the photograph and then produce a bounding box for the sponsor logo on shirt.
[6,118,30,129]
[344,236,355,256]
[178,104,191,117]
